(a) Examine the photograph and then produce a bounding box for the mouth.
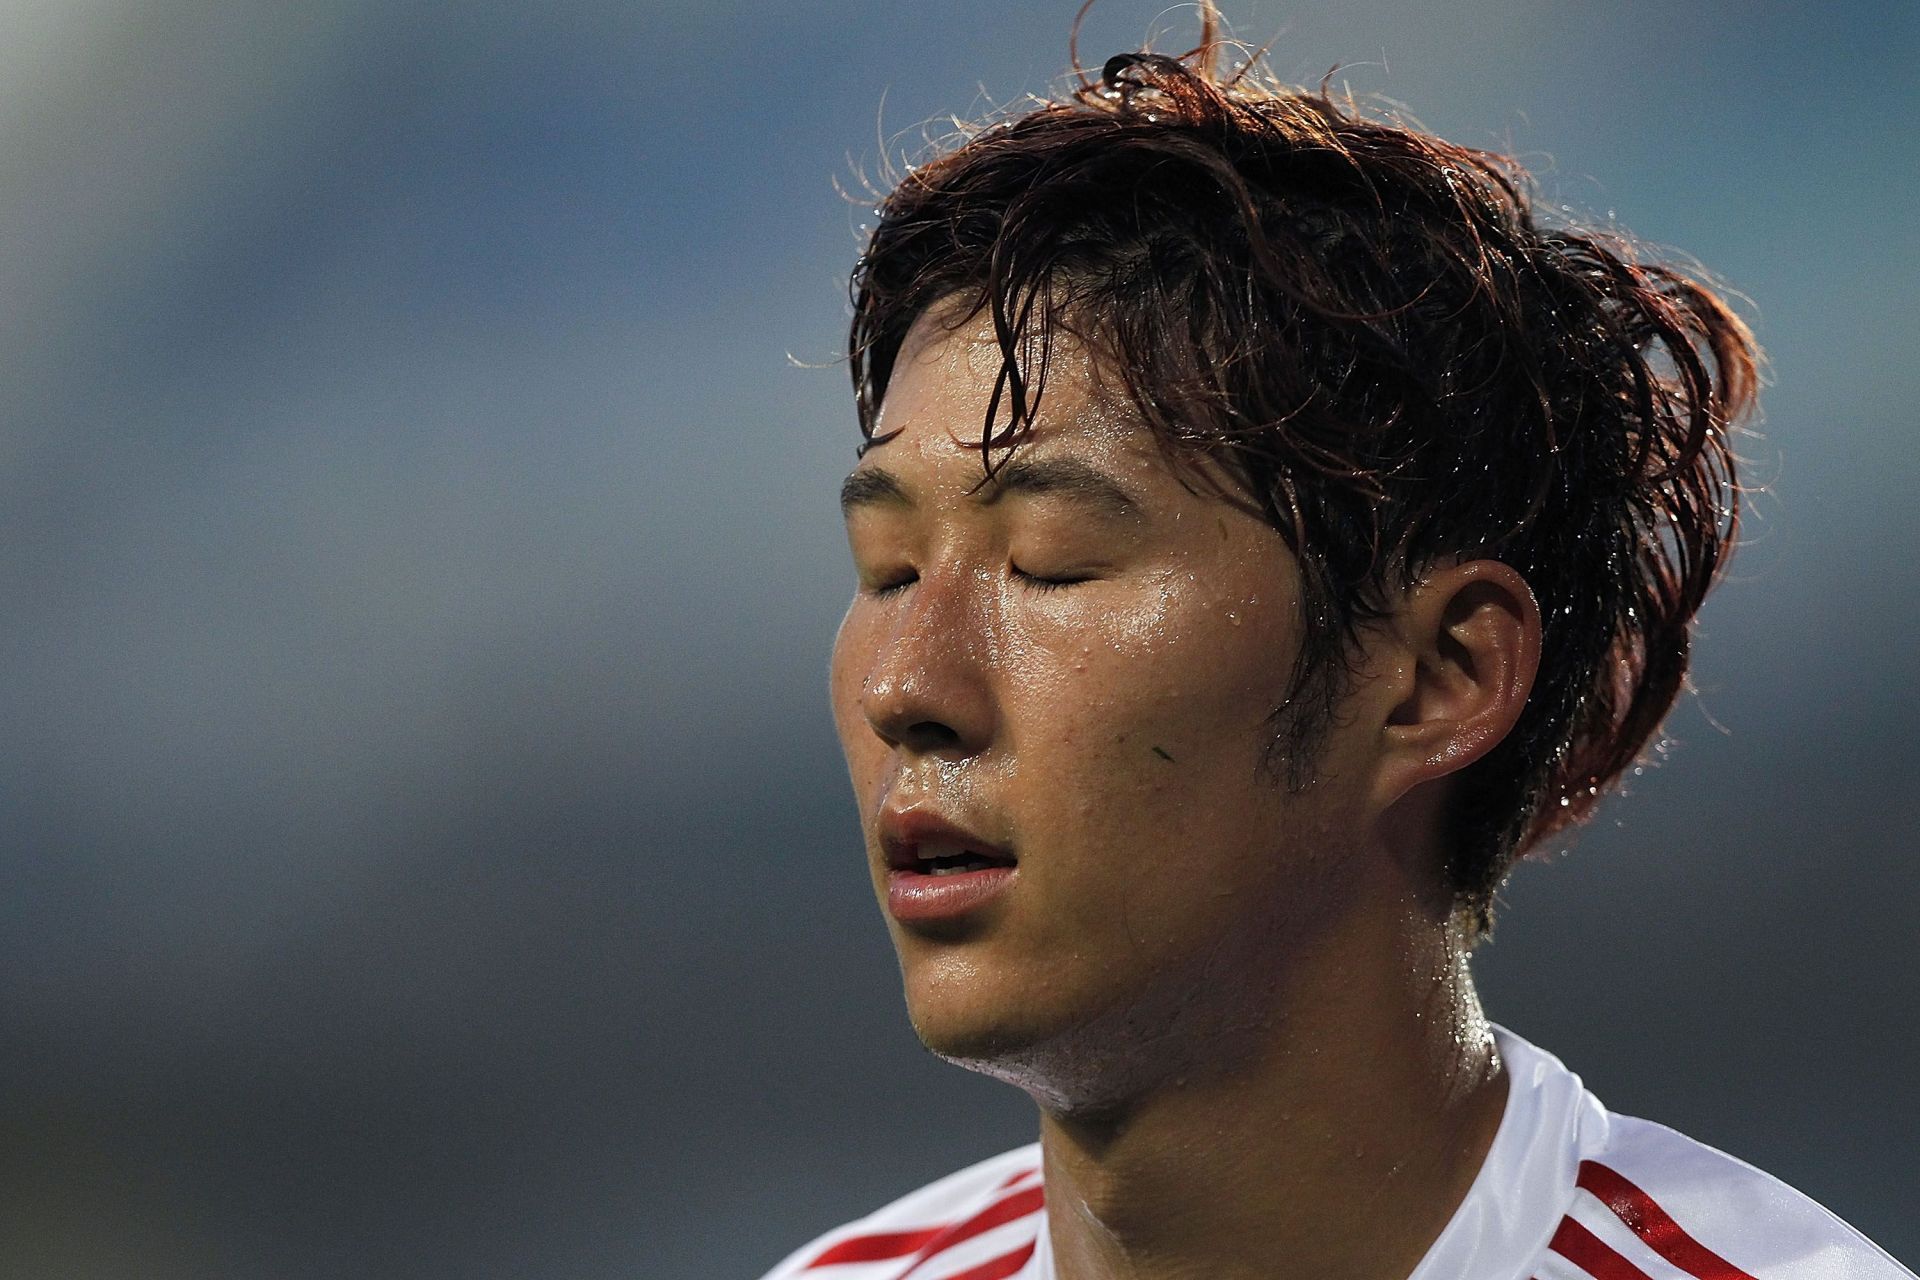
[885,839,1018,876]
[919,851,1009,875]
[878,811,1018,923]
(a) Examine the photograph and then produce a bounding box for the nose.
[858,569,995,759]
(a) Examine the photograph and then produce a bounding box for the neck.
[1037,905,1506,1280]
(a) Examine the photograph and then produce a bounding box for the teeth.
[901,838,1011,876]
[919,846,994,875]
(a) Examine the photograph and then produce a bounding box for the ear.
[1367,559,1542,811]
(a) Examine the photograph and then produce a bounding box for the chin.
[902,968,1053,1063]
[902,964,1178,1115]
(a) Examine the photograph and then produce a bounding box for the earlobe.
[1373,561,1542,809]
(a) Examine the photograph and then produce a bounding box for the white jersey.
[757,1026,1912,1280]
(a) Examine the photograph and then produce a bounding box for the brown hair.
[846,6,1758,937]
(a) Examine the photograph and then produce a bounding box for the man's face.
[829,310,1381,1105]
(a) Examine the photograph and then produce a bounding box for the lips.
[877,809,1017,923]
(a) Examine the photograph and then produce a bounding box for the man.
[760,9,1914,1279]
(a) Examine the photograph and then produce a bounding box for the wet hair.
[846,5,1758,938]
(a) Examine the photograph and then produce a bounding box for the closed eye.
[867,571,918,597]
[1012,565,1093,592]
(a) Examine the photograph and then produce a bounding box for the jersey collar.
[1406,1024,1595,1280]
[1022,1024,1591,1280]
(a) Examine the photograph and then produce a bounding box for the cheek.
[1024,579,1285,740]
[1004,586,1291,830]
[828,605,859,704]
[828,607,883,784]
[1017,603,1323,941]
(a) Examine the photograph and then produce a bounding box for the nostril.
[856,642,990,756]
[898,720,962,752]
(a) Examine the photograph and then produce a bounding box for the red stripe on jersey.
[939,1241,1037,1280]
[895,1184,1046,1278]
[1548,1216,1657,1280]
[1577,1161,1760,1280]
[805,1227,946,1268]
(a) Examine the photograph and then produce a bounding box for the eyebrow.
[840,456,1145,523]
[839,467,911,514]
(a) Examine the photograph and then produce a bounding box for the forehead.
[865,307,1157,483]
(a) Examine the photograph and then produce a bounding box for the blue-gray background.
[2,2,1914,1276]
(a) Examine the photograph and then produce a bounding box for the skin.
[830,306,1543,1280]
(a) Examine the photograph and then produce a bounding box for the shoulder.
[1537,1107,1914,1280]
[753,1144,1046,1280]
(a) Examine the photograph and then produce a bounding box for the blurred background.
[1,1,1914,1275]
